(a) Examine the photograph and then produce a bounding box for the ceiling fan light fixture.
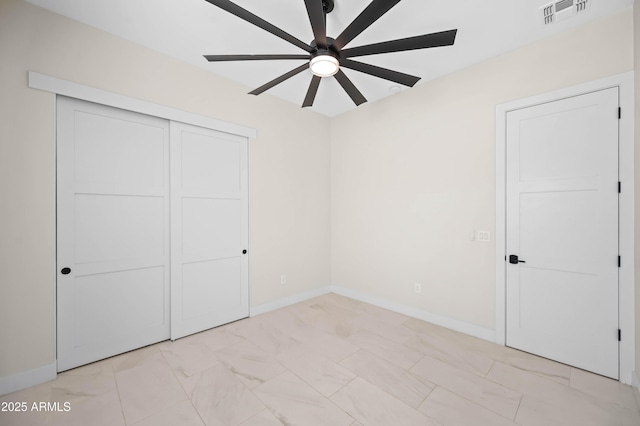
[310,54,339,77]
[202,0,457,108]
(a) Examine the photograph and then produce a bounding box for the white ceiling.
[26,0,634,117]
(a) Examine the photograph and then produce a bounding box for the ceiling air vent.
[541,0,591,25]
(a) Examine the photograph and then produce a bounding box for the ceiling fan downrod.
[322,0,334,14]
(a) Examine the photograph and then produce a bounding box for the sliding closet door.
[170,122,249,340]
[57,97,170,371]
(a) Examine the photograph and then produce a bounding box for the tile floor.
[1,293,639,426]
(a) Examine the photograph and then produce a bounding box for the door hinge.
[618,256,621,267]
[618,181,621,193]
[618,107,622,119]
[618,329,621,341]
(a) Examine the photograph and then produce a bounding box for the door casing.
[495,72,635,384]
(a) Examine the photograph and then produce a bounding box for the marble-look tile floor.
[2,293,639,426]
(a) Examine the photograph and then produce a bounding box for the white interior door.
[170,122,249,340]
[505,88,619,378]
[57,97,170,371]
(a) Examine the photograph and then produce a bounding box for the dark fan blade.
[302,75,322,108]
[340,59,420,87]
[334,70,367,106]
[204,0,313,53]
[204,54,310,62]
[249,63,309,95]
[342,29,457,58]
[304,0,327,48]
[332,0,402,52]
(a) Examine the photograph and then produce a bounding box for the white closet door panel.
[74,110,165,189]
[75,194,165,264]
[181,130,241,192]
[171,121,249,340]
[182,258,243,320]
[74,266,166,346]
[57,96,170,371]
[182,198,242,258]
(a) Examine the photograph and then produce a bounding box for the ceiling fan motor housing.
[311,37,339,56]
[310,47,339,61]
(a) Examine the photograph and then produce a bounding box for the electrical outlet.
[280,274,287,285]
[414,283,422,294]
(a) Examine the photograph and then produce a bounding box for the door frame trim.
[495,71,635,384]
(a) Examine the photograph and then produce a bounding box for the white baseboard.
[330,285,496,342]
[250,286,332,317]
[0,362,57,397]
[250,285,496,342]
[632,371,640,409]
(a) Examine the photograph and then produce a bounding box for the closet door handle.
[61,267,71,275]
[242,250,247,254]
[509,255,525,264]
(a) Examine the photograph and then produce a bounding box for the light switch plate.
[477,231,491,242]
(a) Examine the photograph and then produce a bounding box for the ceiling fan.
[203,0,458,108]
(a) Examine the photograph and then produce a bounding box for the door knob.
[509,255,526,264]
[61,267,71,275]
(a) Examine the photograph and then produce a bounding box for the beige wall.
[330,9,634,329]
[0,0,330,378]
